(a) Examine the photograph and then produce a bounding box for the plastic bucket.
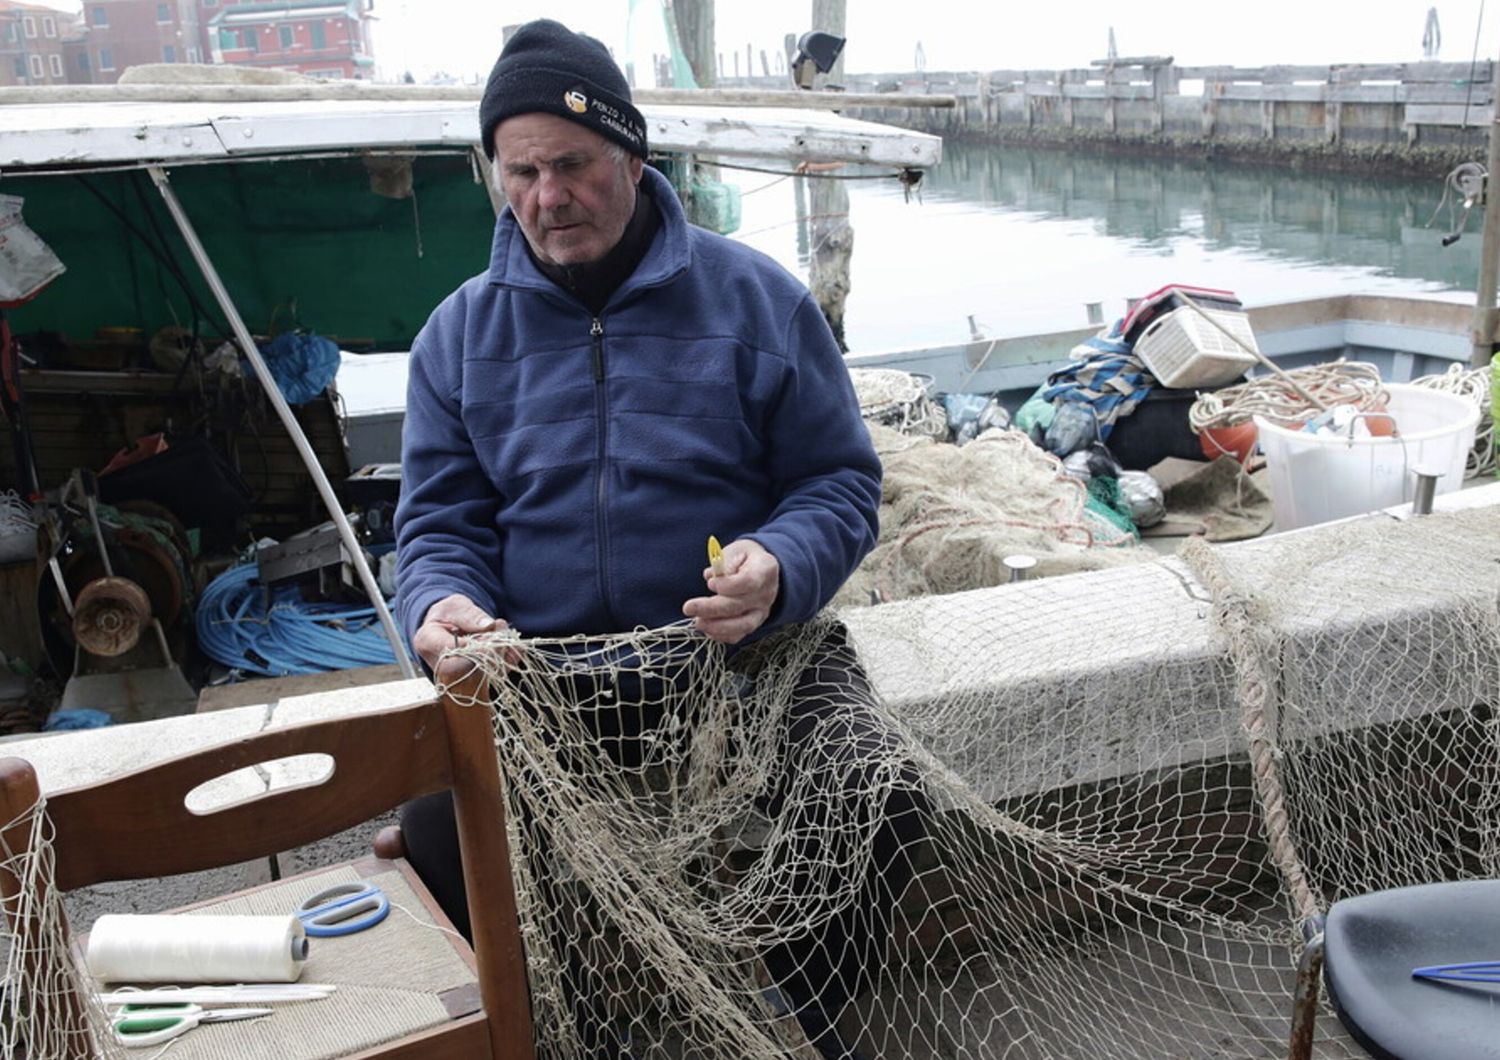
[1254,382,1480,531]
[1198,421,1259,465]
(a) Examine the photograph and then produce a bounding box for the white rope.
[848,368,947,442]
[1188,361,1385,432]
[0,490,36,535]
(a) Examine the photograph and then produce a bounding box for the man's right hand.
[414,594,505,681]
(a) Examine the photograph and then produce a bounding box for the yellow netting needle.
[707,535,726,577]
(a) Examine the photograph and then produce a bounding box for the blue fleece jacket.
[394,166,880,645]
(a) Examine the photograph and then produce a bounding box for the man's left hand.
[682,538,780,644]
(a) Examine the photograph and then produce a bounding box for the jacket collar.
[486,165,692,306]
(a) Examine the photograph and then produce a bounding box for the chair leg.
[1288,929,1326,1060]
[372,824,407,860]
[442,680,537,1060]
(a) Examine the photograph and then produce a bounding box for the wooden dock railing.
[720,59,1497,149]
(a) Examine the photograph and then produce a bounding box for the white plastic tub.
[1254,383,1480,532]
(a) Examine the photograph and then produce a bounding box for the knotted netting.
[439,503,1500,1059]
[833,422,1150,607]
[2,799,125,1060]
[5,505,1499,1058]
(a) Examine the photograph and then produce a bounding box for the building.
[71,1,375,84]
[206,1,374,79]
[0,2,82,86]
[76,1,203,84]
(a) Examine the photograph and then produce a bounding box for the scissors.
[295,880,390,937]
[112,1003,272,1048]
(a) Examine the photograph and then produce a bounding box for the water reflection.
[931,145,1479,278]
[733,142,1478,352]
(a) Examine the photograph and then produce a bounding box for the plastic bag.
[1044,400,1099,457]
[1014,390,1056,446]
[1062,450,1094,482]
[1118,470,1166,528]
[0,195,65,306]
[260,331,341,405]
[942,392,1012,446]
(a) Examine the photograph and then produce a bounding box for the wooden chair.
[0,677,535,1060]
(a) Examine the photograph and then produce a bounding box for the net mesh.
[834,422,1150,607]
[440,502,1500,1058]
[5,506,1499,1059]
[1,801,125,1060]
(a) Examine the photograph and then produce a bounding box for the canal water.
[729,141,1484,353]
[339,142,1486,461]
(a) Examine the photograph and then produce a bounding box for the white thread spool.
[86,914,309,983]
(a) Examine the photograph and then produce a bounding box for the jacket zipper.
[590,317,620,629]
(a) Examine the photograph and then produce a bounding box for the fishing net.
[5,505,1499,1059]
[1,800,124,1060]
[841,368,1155,606]
[433,502,1500,1059]
[835,422,1151,606]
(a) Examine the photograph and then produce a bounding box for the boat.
[1,77,1498,1060]
[0,81,943,721]
[845,291,1477,401]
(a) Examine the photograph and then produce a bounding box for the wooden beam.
[0,83,955,110]
[1406,102,1494,128]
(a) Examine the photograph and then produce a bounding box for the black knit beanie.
[479,19,648,161]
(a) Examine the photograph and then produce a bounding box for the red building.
[77,1,203,84]
[0,1,82,86]
[68,1,375,84]
[206,1,374,79]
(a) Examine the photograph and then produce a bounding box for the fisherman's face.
[494,113,643,268]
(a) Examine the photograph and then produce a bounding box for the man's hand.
[682,539,780,644]
[414,594,505,681]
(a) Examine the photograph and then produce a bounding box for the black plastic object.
[792,31,847,88]
[97,434,253,550]
[796,31,846,73]
[1322,879,1500,1060]
[1106,386,1213,470]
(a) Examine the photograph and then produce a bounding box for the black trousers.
[400,624,927,1053]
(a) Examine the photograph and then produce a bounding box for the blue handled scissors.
[112,1003,272,1048]
[295,880,390,937]
[1412,960,1500,984]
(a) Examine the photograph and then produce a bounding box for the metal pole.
[1471,56,1500,368]
[146,166,417,679]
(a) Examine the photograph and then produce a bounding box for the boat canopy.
[0,98,943,170]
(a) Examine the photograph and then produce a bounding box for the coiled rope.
[0,490,36,536]
[849,368,948,441]
[1188,362,1386,432]
[196,562,396,677]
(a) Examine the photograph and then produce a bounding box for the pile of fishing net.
[10,500,1500,1059]
[842,368,1153,605]
[459,507,1500,1059]
[835,423,1152,606]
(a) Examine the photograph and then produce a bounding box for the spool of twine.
[86,914,309,983]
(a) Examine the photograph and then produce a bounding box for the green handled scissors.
[112,1002,273,1048]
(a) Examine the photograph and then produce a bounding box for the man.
[395,20,920,1059]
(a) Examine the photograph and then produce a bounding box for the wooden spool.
[72,576,151,657]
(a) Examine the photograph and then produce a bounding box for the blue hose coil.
[197,563,397,677]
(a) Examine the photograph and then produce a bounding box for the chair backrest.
[0,680,534,1060]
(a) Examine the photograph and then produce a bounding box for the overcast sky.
[28,1,1500,83]
[368,1,1500,83]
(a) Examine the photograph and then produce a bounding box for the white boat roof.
[0,98,941,170]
